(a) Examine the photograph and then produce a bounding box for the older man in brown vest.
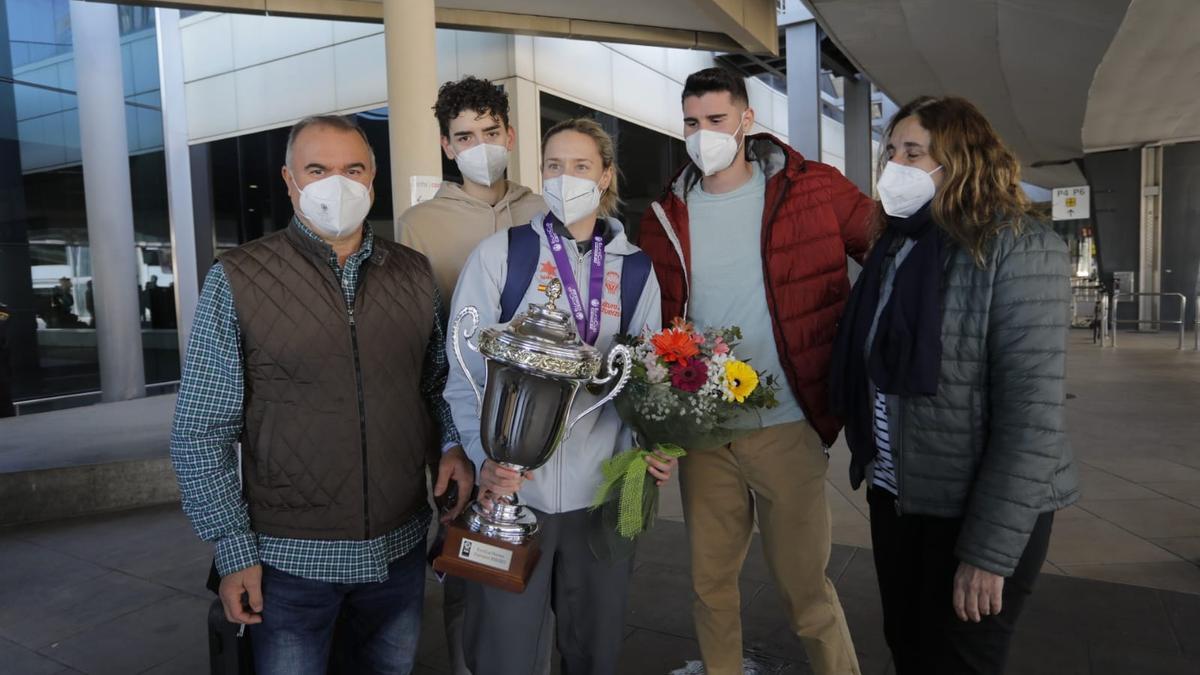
[171,114,473,675]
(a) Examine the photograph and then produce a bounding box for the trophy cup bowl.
[432,279,632,592]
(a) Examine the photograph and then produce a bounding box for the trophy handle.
[451,306,483,415]
[564,344,633,439]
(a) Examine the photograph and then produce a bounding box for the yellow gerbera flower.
[724,360,759,403]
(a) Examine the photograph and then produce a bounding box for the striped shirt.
[171,218,459,584]
[872,390,898,494]
[867,237,916,497]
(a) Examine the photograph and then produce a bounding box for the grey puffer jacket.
[877,218,1079,577]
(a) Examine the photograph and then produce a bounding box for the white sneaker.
[667,658,769,675]
[741,657,768,674]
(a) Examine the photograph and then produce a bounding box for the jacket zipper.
[562,243,592,513]
[347,305,371,538]
[329,254,370,538]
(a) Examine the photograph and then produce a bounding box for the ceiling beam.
[693,0,781,54]
[100,0,746,52]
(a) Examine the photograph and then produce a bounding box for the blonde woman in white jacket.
[443,118,675,675]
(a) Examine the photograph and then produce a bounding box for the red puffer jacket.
[638,133,875,446]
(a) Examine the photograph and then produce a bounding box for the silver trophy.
[451,279,633,545]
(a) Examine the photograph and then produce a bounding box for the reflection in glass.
[1,0,176,409]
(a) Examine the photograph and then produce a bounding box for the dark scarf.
[830,203,945,488]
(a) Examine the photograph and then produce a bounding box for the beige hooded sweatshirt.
[398,180,544,309]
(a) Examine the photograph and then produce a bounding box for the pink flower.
[670,358,709,393]
[713,337,730,356]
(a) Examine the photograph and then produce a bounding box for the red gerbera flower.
[670,358,709,393]
[652,329,700,364]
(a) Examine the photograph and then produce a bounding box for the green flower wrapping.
[590,443,687,539]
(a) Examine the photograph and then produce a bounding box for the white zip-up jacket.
[443,213,662,514]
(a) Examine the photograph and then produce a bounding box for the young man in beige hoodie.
[397,75,548,675]
[399,76,544,314]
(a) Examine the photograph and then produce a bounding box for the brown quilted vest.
[220,224,435,540]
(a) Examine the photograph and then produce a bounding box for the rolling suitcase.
[208,597,255,675]
[207,562,255,675]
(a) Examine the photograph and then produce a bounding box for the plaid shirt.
[170,219,459,583]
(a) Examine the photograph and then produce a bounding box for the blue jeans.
[251,546,425,675]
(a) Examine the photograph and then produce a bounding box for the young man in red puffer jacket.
[639,67,875,675]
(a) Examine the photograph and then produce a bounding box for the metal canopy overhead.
[804,0,1141,188]
[110,0,780,53]
[1083,0,1200,152]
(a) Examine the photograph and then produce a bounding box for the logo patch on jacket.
[604,270,620,295]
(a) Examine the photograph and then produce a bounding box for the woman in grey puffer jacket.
[830,96,1079,675]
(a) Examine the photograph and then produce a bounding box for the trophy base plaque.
[433,516,541,593]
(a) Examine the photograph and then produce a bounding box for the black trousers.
[867,488,1054,675]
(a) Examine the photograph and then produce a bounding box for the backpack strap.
[619,250,653,336]
[499,223,540,323]
[503,218,652,334]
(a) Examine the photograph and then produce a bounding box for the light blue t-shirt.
[687,164,806,428]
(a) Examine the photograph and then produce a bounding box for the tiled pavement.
[729,331,1200,596]
[1,504,1198,675]
[1,330,1198,674]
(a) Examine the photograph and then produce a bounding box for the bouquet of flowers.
[589,318,780,554]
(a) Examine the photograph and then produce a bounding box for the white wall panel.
[181,14,233,82]
[186,72,237,139]
[607,42,667,73]
[821,116,845,170]
[773,95,788,139]
[534,37,613,112]
[664,48,714,84]
[513,35,535,80]
[435,29,457,86]
[611,52,672,134]
[664,79,685,136]
[456,31,513,81]
[747,78,773,131]
[234,49,336,131]
[230,14,333,70]
[333,20,382,43]
[175,15,808,152]
[334,35,387,110]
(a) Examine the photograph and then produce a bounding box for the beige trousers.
[680,421,861,675]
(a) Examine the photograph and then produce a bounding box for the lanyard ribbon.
[542,214,605,345]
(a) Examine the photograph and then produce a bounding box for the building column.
[1139,145,1163,328]
[69,0,145,401]
[500,77,542,191]
[843,73,873,194]
[501,35,541,192]
[383,0,441,240]
[155,8,200,353]
[784,19,821,161]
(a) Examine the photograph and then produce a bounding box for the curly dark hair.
[432,76,510,137]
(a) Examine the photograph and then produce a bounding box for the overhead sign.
[1052,185,1090,221]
